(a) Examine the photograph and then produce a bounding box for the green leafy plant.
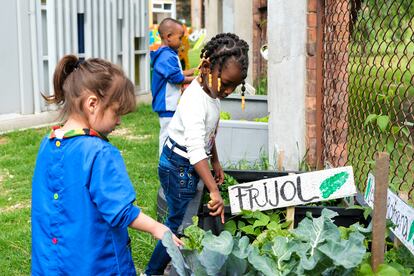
[364,114,390,132]
[253,115,269,122]
[163,209,370,276]
[202,173,238,205]
[219,111,231,120]
[224,210,292,252]
[223,147,270,171]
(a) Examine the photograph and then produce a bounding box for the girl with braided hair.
[145,33,249,276]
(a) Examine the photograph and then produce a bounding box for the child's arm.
[129,212,183,246]
[183,68,195,76]
[163,56,195,85]
[194,159,225,223]
[210,143,224,185]
[182,75,196,84]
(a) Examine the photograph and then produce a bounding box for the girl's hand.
[208,191,225,223]
[153,224,184,247]
[212,160,224,185]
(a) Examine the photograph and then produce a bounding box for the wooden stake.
[371,152,390,272]
[277,149,284,172]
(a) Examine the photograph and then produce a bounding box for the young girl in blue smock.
[31,55,182,275]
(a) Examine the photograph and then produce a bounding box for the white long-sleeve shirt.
[168,79,220,165]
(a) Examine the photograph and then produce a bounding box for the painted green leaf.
[319,171,349,198]
[364,177,372,200]
[408,221,414,244]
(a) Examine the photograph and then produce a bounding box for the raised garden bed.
[163,170,414,276]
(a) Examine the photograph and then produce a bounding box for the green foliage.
[253,115,269,122]
[181,216,205,252]
[166,209,373,275]
[364,114,390,133]
[255,73,268,95]
[224,147,270,171]
[225,210,291,248]
[202,173,238,205]
[219,111,232,120]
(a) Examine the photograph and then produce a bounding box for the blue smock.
[31,128,140,275]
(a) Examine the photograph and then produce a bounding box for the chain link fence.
[321,0,414,204]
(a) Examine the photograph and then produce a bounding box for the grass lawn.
[0,104,160,275]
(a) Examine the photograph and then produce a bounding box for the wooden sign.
[228,166,357,214]
[364,173,414,256]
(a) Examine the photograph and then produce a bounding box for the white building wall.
[268,0,307,170]
[0,0,150,120]
[203,0,253,84]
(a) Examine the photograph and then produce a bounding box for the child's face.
[213,60,244,99]
[166,24,184,50]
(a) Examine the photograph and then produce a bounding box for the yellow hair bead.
[208,74,212,88]
[217,77,221,92]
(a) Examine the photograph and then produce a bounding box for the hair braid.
[200,33,249,80]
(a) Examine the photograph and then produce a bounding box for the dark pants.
[145,142,199,275]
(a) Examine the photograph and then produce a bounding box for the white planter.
[220,94,268,120]
[216,120,268,166]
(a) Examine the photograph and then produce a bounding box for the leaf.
[376,263,402,276]
[232,236,250,259]
[199,247,228,275]
[181,249,208,276]
[401,127,410,138]
[240,225,256,235]
[252,215,270,229]
[270,237,298,265]
[319,172,349,198]
[224,254,249,275]
[295,248,323,271]
[267,221,281,230]
[161,231,190,276]
[224,220,237,236]
[377,115,390,132]
[386,140,394,154]
[199,231,234,275]
[182,216,205,252]
[202,231,234,256]
[358,263,374,276]
[365,114,378,126]
[391,126,400,135]
[248,246,280,276]
[293,209,340,270]
[318,231,366,269]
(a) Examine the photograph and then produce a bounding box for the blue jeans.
[145,142,199,275]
